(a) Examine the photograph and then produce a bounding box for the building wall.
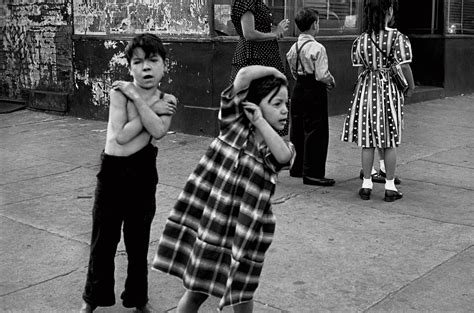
[0,0,73,100]
[1,1,473,137]
[71,37,359,136]
[444,36,474,96]
[73,0,208,36]
[409,35,445,87]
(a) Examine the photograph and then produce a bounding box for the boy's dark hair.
[362,0,396,34]
[246,75,288,106]
[125,33,166,65]
[295,7,319,32]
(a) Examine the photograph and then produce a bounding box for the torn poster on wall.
[74,0,209,36]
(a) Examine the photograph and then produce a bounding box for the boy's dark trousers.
[290,76,329,178]
[83,144,158,308]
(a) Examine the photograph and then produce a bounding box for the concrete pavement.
[1,94,473,313]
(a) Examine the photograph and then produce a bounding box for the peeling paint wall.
[74,0,209,35]
[0,0,73,99]
[73,39,129,110]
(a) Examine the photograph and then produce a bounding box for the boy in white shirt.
[286,7,336,186]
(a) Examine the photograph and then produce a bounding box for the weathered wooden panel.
[0,1,73,99]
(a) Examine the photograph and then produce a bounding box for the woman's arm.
[401,64,415,96]
[241,11,288,41]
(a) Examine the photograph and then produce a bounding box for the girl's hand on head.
[242,101,263,125]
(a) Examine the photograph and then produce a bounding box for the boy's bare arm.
[150,92,177,116]
[109,89,145,145]
[112,81,174,140]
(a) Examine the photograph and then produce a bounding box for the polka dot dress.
[230,0,287,135]
[341,29,412,148]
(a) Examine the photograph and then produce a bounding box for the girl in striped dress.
[341,0,414,201]
[152,65,294,312]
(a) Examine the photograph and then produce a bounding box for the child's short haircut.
[125,33,167,65]
[246,75,288,106]
[295,7,319,32]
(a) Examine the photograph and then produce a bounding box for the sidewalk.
[1,94,473,313]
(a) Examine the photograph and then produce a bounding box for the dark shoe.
[379,170,401,185]
[359,169,385,183]
[303,176,335,186]
[359,188,371,200]
[384,190,403,202]
[371,172,386,184]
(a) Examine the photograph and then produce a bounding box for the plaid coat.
[152,84,294,309]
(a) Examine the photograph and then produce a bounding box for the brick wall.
[0,0,73,101]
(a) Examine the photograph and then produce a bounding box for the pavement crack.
[0,166,82,186]
[273,193,300,204]
[0,214,90,246]
[420,158,474,170]
[362,244,474,312]
[254,299,289,312]
[0,117,70,129]
[401,177,474,192]
[0,268,80,297]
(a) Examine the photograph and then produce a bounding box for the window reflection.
[214,0,361,37]
[294,0,359,35]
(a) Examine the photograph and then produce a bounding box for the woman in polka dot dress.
[341,0,414,202]
[230,0,290,136]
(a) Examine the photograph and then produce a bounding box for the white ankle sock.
[362,178,373,189]
[371,167,377,175]
[379,160,386,172]
[385,179,397,191]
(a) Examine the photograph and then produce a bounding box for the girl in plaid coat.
[152,65,295,312]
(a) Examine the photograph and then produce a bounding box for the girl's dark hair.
[246,75,288,105]
[362,0,395,34]
[125,33,167,65]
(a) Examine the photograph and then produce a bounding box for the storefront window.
[213,0,361,37]
[446,0,474,34]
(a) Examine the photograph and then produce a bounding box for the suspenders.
[295,40,313,76]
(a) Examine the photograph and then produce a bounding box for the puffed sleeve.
[219,84,249,130]
[231,0,257,21]
[351,36,363,67]
[392,33,413,65]
[262,141,296,174]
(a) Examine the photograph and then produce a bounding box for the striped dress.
[152,84,295,310]
[341,28,412,148]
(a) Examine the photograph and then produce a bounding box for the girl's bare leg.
[177,291,208,313]
[361,148,375,179]
[383,147,396,180]
[233,300,254,313]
